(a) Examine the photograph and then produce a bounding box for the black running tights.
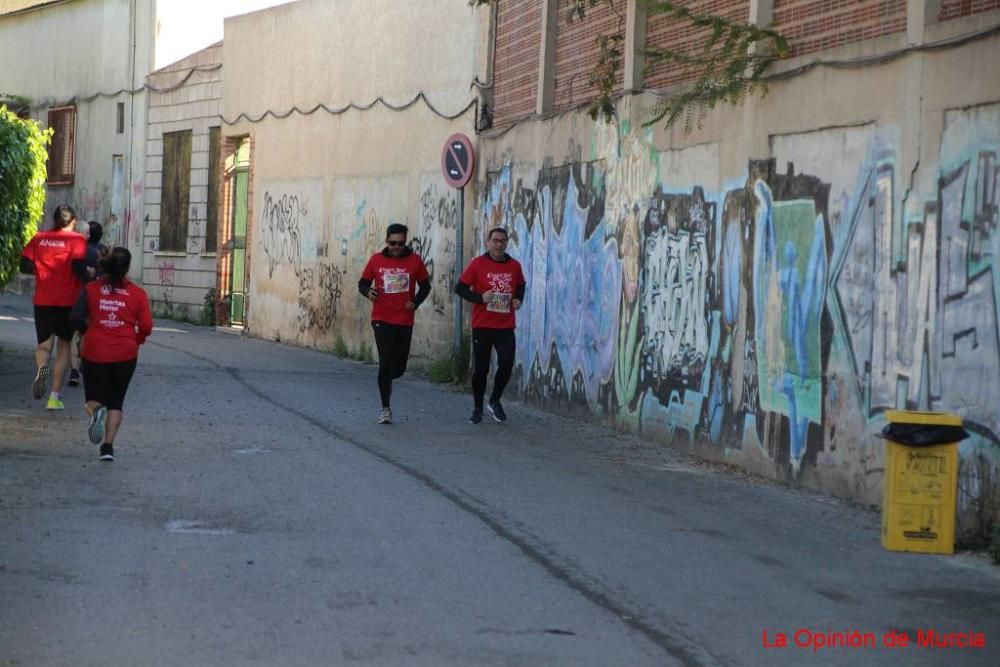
[471,327,516,410]
[372,321,413,407]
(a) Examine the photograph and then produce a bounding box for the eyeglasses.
[386,240,405,247]
[489,237,508,244]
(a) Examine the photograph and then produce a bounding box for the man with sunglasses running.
[358,224,431,424]
[455,227,526,424]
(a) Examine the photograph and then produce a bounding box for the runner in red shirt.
[19,205,89,409]
[70,247,153,462]
[358,223,431,424]
[68,221,109,388]
[455,227,526,424]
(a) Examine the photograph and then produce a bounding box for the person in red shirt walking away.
[70,247,153,462]
[19,205,89,410]
[455,227,526,424]
[358,224,431,424]
[68,221,109,388]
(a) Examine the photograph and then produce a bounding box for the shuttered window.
[46,106,76,185]
[160,130,192,252]
[205,127,221,253]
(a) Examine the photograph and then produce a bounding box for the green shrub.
[200,288,217,326]
[0,105,51,289]
[333,335,350,358]
[426,335,471,385]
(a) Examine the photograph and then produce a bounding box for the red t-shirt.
[80,278,154,363]
[361,251,429,326]
[459,254,526,329]
[21,229,87,306]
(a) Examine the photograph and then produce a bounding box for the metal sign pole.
[441,133,474,356]
[454,186,464,354]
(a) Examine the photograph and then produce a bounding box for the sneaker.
[68,369,80,387]
[88,405,107,445]
[469,409,483,424]
[46,395,65,410]
[378,408,392,424]
[487,401,507,423]
[99,443,114,462]
[32,365,51,399]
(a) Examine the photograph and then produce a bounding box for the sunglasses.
[386,240,406,247]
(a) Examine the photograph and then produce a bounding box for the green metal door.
[229,140,250,325]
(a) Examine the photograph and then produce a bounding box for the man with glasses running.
[455,227,526,424]
[358,224,431,424]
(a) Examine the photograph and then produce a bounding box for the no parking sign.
[441,133,475,188]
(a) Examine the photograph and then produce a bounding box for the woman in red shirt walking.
[70,247,153,462]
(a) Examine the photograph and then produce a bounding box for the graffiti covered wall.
[251,179,347,348]
[246,173,461,361]
[478,99,1000,532]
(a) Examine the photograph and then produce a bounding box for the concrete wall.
[476,29,1000,533]
[0,0,153,267]
[220,0,484,359]
[143,43,223,320]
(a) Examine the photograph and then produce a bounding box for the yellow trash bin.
[880,410,968,555]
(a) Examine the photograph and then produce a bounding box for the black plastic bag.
[879,422,970,447]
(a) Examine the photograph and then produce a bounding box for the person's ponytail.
[101,247,132,286]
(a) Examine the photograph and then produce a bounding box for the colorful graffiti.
[484,163,620,408]
[480,117,1000,527]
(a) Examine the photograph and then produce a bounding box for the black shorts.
[33,305,74,343]
[81,358,137,411]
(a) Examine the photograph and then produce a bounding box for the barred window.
[47,106,76,185]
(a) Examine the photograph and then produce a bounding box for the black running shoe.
[487,401,507,422]
[469,410,483,424]
[99,443,114,462]
[68,369,80,387]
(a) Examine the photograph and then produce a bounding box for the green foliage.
[333,335,351,358]
[0,105,52,289]
[331,335,376,363]
[426,335,471,385]
[200,287,217,326]
[469,0,787,134]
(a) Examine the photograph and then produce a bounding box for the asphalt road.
[2,291,998,666]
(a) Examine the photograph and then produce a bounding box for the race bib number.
[487,293,512,313]
[382,272,410,294]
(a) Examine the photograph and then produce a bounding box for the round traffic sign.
[442,133,475,188]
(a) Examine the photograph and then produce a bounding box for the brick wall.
[645,0,751,90]
[490,0,968,119]
[772,0,908,60]
[940,0,1000,21]
[552,0,626,113]
[493,0,543,127]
